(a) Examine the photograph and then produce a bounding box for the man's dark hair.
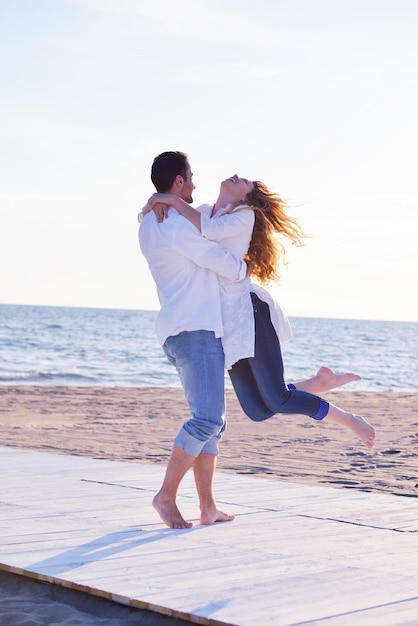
[151,151,189,192]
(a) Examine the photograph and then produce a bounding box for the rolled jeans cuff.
[174,426,219,457]
[312,399,329,421]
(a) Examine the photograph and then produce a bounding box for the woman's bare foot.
[316,366,361,391]
[152,492,192,529]
[345,413,376,449]
[200,505,235,526]
[294,366,361,394]
[326,405,376,449]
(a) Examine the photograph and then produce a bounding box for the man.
[139,151,249,529]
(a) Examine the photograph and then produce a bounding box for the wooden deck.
[1,446,418,626]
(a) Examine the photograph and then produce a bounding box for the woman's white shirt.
[198,203,292,369]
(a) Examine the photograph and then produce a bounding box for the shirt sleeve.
[200,208,255,242]
[169,215,247,282]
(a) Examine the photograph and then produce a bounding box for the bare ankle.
[200,504,234,525]
[152,492,192,529]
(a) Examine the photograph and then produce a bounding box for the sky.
[1,0,417,322]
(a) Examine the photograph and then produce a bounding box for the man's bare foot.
[294,366,361,394]
[200,505,235,526]
[152,493,192,529]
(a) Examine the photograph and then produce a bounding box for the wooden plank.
[1,446,418,626]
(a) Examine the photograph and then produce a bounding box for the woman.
[141,176,375,449]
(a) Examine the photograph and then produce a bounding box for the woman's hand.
[138,197,170,223]
[147,193,176,222]
[149,201,170,222]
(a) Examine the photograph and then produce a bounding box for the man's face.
[180,163,195,204]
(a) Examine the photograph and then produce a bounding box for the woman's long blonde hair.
[233,181,305,284]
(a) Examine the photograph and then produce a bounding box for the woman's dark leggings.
[228,293,329,422]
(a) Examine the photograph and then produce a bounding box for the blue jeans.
[163,330,226,456]
[228,294,329,422]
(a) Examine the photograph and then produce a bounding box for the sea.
[0,303,417,392]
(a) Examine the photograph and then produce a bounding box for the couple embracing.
[139,151,375,530]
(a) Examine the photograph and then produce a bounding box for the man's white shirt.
[139,208,247,346]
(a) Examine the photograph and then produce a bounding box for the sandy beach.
[1,385,417,624]
[1,386,417,495]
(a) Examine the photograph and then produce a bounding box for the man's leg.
[152,444,195,529]
[193,452,234,525]
[155,330,231,528]
[187,330,234,524]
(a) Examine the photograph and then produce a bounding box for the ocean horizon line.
[1,302,417,326]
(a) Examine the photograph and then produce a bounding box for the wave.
[0,371,100,385]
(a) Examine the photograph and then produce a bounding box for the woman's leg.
[229,295,327,420]
[228,357,276,422]
[244,294,328,418]
[230,294,376,448]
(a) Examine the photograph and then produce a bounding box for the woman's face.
[221,175,254,202]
